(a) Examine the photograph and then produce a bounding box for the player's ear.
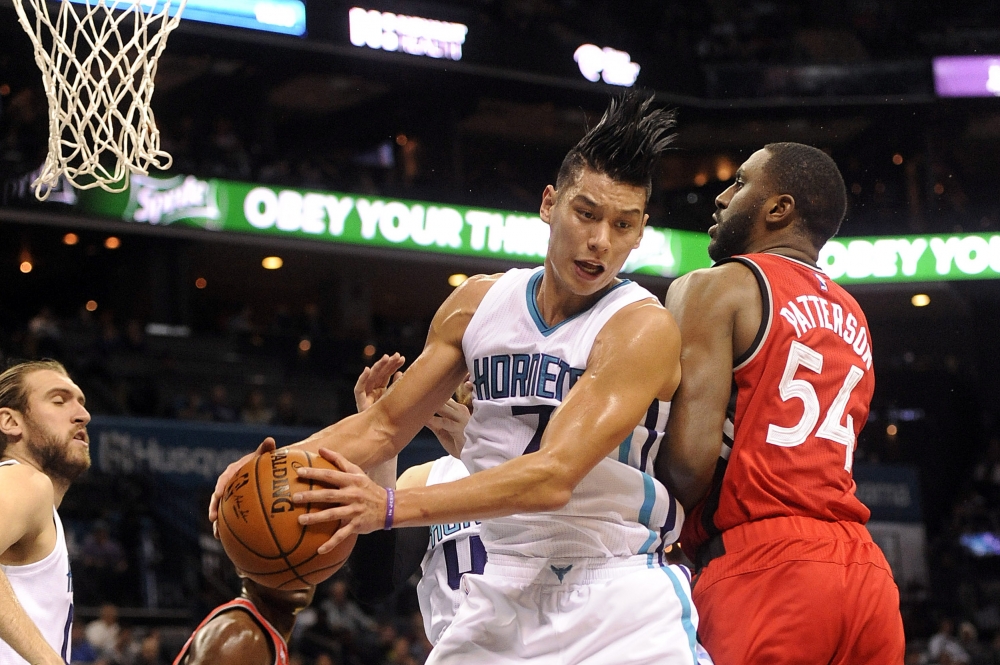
[765,194,796,230]
[540,185,558,224]
[633,213,649,250]
[0,408,23,439]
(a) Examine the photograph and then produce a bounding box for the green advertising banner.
[818,233,1000,283]
[73,173,1000,284]
[74,174,709,279]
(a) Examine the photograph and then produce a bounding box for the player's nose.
[74,404,91,425]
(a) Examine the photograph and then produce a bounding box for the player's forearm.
[290,411,404,472]
[393,452,573,527]
[0,570,64,665]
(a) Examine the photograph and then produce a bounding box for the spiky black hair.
[556,90,677,199]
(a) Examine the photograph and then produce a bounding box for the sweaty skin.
[0,370,90,665]
[210,166,682,554]
[179,581,313,665]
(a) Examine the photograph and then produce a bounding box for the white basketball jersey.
[0,459,74,665]
[416,456,485,645]
[461,267,684,561]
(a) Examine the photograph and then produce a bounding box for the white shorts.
[427,554,713,665]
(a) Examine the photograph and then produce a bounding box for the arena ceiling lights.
[573,44,641,87]
[933,55,1000,97]
[348,6,468,61]
[61,173,1000,285]
[67,0,307,36]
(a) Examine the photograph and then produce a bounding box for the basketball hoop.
[12,0,187,200]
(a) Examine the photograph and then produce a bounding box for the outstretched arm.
[294,300,681,550]
[655,263,761,509]
[0,468,65,665]
[209,274,496,524]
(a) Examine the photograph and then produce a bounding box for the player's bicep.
[0,469,51,553]
[659,268,748,506]
[540,303,680,482]
[367,275,496,445]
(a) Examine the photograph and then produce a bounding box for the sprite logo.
[124,174,223,230]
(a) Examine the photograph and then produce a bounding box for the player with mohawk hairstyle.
[212,90,711,664]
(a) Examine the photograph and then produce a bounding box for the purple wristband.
[383,487,395,530]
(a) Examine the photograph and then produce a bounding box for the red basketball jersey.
[682,253,874,560]
[173,597,289,665]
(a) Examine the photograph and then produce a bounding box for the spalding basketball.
[217,448,357,589]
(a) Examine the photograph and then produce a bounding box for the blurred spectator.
[208,384,237,423]
[97,311,122,356]
[27,305,62,357]
[123,319,146,353]
[958,621,990,665]
[70,619,101,664]
[241,389,274,425]
[385,635,419,665]
[133,630,165,665]
[85,604,120,658]
[927,617,970,664]
[176,391,211,421]
[321,578,376,642]
[274,391,299,427]
[80,522,128,604]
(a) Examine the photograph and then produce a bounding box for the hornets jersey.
[416,456,486,644]
[460,267,683,561]
[0,459,74,665]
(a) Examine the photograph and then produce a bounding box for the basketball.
[217,448,357,590]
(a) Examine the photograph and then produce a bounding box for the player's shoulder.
[0,461,55,508]
[665,261,758,315]
[186,608,273,665]
[604,294,677,339]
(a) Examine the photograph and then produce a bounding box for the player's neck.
[743,241,818,266]
[535,267,617,328]
[242,591,295,641]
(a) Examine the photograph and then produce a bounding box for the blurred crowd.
[69,577,434,665]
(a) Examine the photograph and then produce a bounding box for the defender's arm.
[656,263,761,509]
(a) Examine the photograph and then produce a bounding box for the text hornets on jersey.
[471,353,585,401]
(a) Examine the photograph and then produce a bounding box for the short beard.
[24,416,90,484]
[708,206,756,262]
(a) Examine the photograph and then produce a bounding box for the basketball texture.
[218,448,357,590]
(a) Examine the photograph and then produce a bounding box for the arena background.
[1,1,1000,663]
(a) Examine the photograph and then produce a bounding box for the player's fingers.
[294,466,357,490]
[317,448,365,475]
[255,437,276,455]
[317,524,355,555]
[293,487,348,506]
[298,504,353,526]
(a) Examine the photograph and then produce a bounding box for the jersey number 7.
[766,340,866,472]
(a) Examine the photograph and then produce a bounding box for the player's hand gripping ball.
[217,448,358,589]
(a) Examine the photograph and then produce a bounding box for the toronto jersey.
[682,254,874,559]
[0,459,74,665]
[172,598,289,665]
[461,267,683,560]
[416,456,486,644]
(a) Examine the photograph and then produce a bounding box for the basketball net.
[12,0,187,200]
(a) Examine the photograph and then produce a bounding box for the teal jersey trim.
[663,565,700,665]
[637,472,658,554]
[525,270,633,337]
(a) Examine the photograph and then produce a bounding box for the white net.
[12,0,187,200]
